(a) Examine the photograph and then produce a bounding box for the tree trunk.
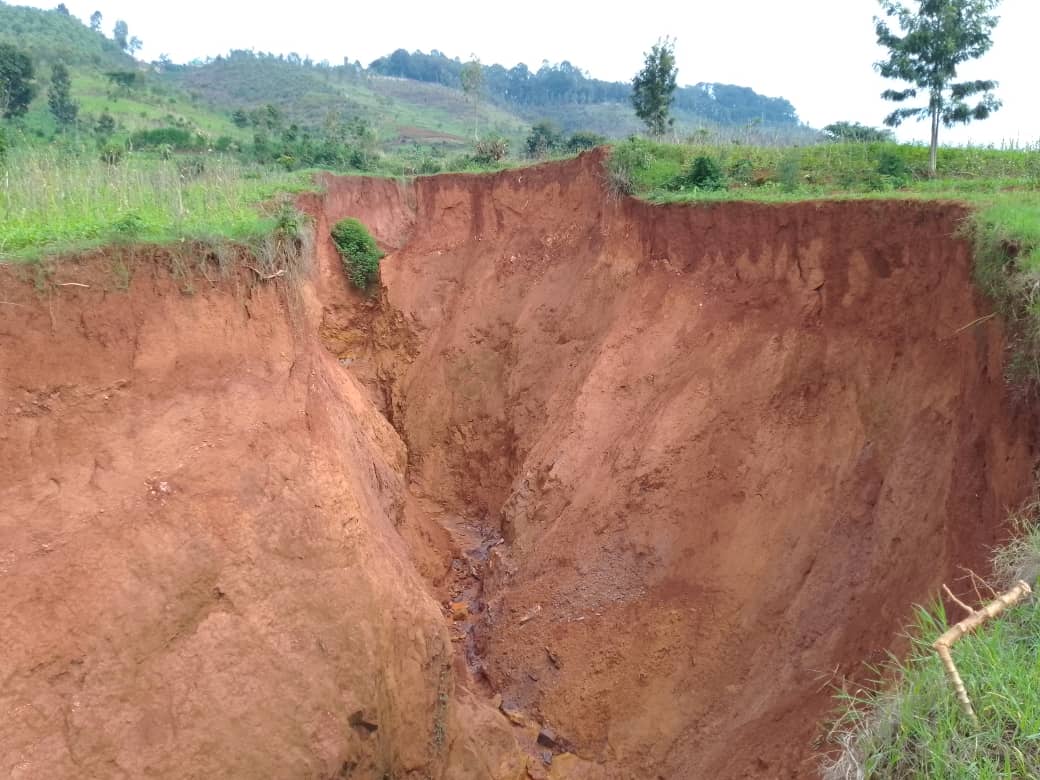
[929,107,939,177]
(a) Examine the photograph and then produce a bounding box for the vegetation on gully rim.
[331,217,383,289]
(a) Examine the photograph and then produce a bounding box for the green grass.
[608,136,1040,201]
[0,146,316,261]
[823,503,1040,779]
[330,217,383,289]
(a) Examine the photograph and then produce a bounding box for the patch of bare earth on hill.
[2,151,1036,779]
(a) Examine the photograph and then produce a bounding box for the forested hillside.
[368,48,802,129]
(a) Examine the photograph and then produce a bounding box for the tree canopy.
[47,61,78,127]
[875,0,1002,174]
[0,43,36,119]
[823,121,896,142]
[631,38,678,136]
[113,19,129,52]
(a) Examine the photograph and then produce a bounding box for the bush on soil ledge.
[331,218,383,289]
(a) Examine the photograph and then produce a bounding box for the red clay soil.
[1,150,1036,779]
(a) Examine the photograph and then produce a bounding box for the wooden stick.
[942,584,975,617]
[56,282,90,288]
[949,312,996,338]
[933,580,1032,722]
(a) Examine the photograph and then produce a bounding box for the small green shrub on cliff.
[331,218,382,289]
[673,155,725,191]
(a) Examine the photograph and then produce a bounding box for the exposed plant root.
[934,580,1032,722]
[244,264,286,281]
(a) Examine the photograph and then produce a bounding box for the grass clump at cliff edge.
[970,199,1040,388]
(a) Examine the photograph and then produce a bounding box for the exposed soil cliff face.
[0,258,526,779]
[1,152,1034,780]
[316,152,1036,778]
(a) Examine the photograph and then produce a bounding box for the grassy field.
[159,54,529,148]
[0,146,315,261]
[607,136,1040,199]
[0,4,249,147]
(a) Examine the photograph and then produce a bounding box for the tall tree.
[48,62,78,128]
[89,11,102,32]
[95,110,115,137]
[460,57,484,139]
[631,38,678,137]
[113,20,129,52]
[875,0,1002,175]
[0,44,37,119]
[55,4,70,15]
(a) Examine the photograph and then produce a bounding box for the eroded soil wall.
[317,152,1037,778]
[1,152,1035,780]
[0,257,526,779]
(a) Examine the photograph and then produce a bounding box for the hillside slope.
[162,53,527,145]
[0,2,243,141]
[1,3,811,149]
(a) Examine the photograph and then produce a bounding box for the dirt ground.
[1,151,1035,778]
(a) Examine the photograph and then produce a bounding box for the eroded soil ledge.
[1,151,1035,779]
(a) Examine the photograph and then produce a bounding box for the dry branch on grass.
[934,580,1032,722]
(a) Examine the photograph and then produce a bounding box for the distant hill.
[0,2,812,149]
[161,51,528,145]
[368,49,803,134]
[164,48,811,145]
[0,1,128,69]
[0,2,243,141]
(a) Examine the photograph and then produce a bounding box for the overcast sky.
[23,0,1038,145]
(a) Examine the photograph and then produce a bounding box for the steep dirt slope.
[314,153,1036,778]
[0,257,527,779]
[2,153,1035,780]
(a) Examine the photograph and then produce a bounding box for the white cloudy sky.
[23,0,1038,145]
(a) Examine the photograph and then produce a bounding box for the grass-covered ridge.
[823,502,1040,779]
[0,146,317,261]
[607,136,1040,201]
